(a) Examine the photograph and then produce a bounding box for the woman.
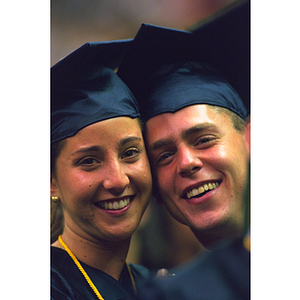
[51,41,152,300]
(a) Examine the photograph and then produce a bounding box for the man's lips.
[94,196,134,211]
[182,181,221,199]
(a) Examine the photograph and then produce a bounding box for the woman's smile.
[95,196,133,210]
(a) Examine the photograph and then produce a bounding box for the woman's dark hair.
[51,140,65,244]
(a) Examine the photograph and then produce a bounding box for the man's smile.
[184,181,220,199]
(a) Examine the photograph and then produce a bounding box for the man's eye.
[198,137,211,144]
[156,152,173,164]
[195,136,216,147]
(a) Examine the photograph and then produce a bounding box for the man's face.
[145,104,250,242]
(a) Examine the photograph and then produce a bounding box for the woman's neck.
[52,229,131,281]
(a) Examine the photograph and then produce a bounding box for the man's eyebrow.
[148,138,174,151]
[182,123,217,140]
[148,123,218,151]
[118,136,142,147]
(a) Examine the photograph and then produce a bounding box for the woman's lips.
[94,196,134,211]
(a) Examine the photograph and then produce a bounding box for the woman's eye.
[122,148,140,159]
[78,157,98,166]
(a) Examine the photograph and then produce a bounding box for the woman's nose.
[102,161,130,193]
[177,146,203,178]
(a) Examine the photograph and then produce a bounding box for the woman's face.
[51,117,152,243]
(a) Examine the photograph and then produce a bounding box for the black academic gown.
[51,247,150,300]
[135,237,250,300]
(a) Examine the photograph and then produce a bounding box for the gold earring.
[51,196,60,203]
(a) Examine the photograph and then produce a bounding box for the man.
[118,1,250,300]
[118,0,250,250]
[118,2,250,298]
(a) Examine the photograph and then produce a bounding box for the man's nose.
[102,160,130,193]
[177,146,203,178]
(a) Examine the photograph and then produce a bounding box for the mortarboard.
[191,0,250,114]
[117,0,249,122]
[51,40,140,144]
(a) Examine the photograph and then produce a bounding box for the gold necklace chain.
[58,235,137,300]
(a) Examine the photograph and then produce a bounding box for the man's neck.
[192,226,243,250]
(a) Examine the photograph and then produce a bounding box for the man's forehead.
[146,122,220,152]
[145,104,220,130]
[144,105,227,148]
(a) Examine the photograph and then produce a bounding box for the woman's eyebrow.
[118,136,142,147]
[72,145,101,156]
[71,137,142,156]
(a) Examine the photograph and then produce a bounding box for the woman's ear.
[244,119,251,157]
[51,175,59,198]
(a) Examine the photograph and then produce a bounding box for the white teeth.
[99,197,130,210]
[119,200,125,209]
[186,182,219,199]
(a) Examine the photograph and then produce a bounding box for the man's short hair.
[208,105,246,133]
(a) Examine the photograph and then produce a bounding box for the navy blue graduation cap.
[117,0,249,122]
[191,0,250,114]
[51,40,140,144]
